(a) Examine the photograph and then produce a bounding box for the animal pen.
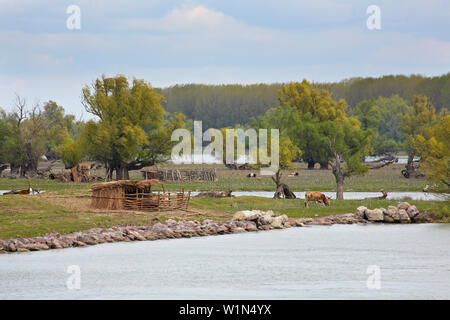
[90,180,191,212]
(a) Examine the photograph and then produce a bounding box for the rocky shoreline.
[0,202,438,254]
[355,201,437,223]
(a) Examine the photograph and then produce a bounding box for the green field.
[147,162,428,192]
[0,162,428,193]
[0,162,447,240]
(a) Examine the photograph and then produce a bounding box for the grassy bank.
[190,197,449,219]
[0,192,447,240]
[0,162,428,194]
[0,195,161,239]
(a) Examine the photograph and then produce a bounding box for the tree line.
[159,83,281,129]
[0,74,448,195]
[159,73,450,129]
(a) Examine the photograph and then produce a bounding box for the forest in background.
[160,73,450,128]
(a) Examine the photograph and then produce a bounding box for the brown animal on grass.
[304,192,330,208]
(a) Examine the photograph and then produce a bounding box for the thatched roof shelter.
[90,179,190,212]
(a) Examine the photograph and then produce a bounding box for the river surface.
[365,155,419,164]
[1,224,449,299]
[0,190,43,195]
[172,155,416,164]
[193,191,448,201]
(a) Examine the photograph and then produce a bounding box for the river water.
[0,190,43,195]
[1,224,449,299]
[172,155,416,164]
[365,155,419,164]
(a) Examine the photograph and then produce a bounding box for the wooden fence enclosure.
[141,169,217,182]
[122,191,191,211]
[90,180,191,212]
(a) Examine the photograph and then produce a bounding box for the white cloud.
[119,4,277,42]
[121,5,234,32]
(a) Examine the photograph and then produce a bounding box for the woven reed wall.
[142,169,217,182]
[91,190,191,212]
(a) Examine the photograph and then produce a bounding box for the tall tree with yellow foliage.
[401,95,436,178]
[80,75,185,180]
[256,80,370,199]
[412,115,450,192]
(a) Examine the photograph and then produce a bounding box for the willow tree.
[278,80,347,121]
[401,95,436,178]
[262,80,370,199]
[323,118,370,199]
[42,100,79,161]
[412,115,450,192]
[56,137,84,169]
[81,75,182,180]
[277,80,347,169]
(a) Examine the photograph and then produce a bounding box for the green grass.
[190,196,449,219]
[0,194,447,240]
[142,163,428,192]
[0,195,159,239]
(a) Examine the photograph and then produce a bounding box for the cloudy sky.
[1,0,449,116]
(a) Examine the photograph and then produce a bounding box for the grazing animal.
[304,192,330,208]
[247,173,257,178]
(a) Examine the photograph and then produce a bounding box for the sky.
[1,0,450,117]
